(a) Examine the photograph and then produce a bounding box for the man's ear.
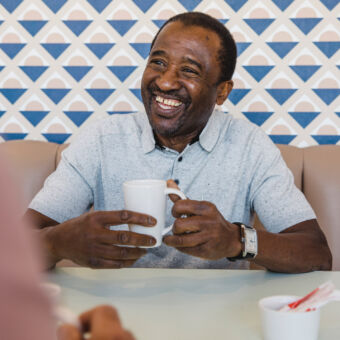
[216,80,233,105]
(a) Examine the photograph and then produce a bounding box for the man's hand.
[28,209,157,269]
[164,180,241,260]
[58,305,135,340]
[164,180,332,273]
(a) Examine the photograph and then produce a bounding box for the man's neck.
[154,130,201,153]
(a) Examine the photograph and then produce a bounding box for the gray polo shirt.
[29,110,315,269]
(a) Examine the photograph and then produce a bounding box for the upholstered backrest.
[0,140,339,269]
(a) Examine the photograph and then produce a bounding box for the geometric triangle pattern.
[41,43,70,59]
[132,0,157,12]
[18,20,48,36]
[224,0,248,12]
[290,18,322,35]
[313,42,340,58]
[63,20,92,37]
[267,42,298,58]
[107,20,137,36]
[19,66,48,81]
[244,19,275,35]
[288,112,320,128]
[0,88,27,104]
[312,89,340,105]
[289,65,321,82]
[272,0,294,11]
[63,66,93,81]
[320,0,339,10]
[63,111,93,127]
[178,0,202,11]
[243,66,274,82]
[86,89,115,104]
[42,133,71,144]
[266,89,297,105]
[107,66,137,82]
[235,42,251,56]
[0,0,23,13]
[85,43,115,59]
[42,0,67,13]
[20,110,49,126]
[130,43,151,59]
[242,111,274,126]
[269,135,297,144]
[41,89,71,104]
[0,0,338,146]
[87,0,111,13]
[312,135,340,145]
[0,43,26,59]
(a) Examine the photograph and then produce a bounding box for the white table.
[48,268,340,340]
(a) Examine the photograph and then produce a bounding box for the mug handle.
[162,188,186,236]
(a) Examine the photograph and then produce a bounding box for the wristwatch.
[227,222,258,261]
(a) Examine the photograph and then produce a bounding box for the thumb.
[167,179,183,203]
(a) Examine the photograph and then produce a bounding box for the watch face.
[244,228,257,255]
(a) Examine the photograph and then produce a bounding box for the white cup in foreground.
[123,179,186,247]
[259,295,320,340]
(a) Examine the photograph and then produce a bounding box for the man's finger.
[86,257,136,269]
[80,305,123,335]
[163,231,206,248]
[57,324,82,340]
[95,243,147,260]
[98,229,156,247]
[90,210,157,227]
[173,216,202,234]
[168,243,210,259]
[172,200,213,218]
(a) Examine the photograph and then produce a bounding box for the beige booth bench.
[0,140,339,270]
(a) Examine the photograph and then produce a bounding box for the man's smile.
[156,95,182,108]
[151,94,187,119]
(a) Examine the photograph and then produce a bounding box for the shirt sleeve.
[29,127,98,223]
[249,130,316,233]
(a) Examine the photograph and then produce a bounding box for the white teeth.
[156,95,182,108]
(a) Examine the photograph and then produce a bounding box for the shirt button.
[174,179,180,185]
[178,156,183,162]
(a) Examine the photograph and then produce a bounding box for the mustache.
[148,83,190,105]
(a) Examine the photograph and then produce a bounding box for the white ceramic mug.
[259,295,320,340]
[123,179,186,247]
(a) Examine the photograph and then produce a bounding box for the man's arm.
[252,218,332,272]
[25,208,157,270]
[163,199,332,273]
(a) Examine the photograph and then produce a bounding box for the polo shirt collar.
[198,110,223,152]
[138,112,156,153]
[139,109,223,154]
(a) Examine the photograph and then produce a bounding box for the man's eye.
[150,59,165,66]
[183,68,198,75]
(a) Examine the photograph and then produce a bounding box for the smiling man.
[26,12,332,273]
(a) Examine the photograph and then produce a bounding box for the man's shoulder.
[222,113,263,141]
[75,112,144,141]
[218,113,277,154]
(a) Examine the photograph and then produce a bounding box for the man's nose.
[155,68,181,92]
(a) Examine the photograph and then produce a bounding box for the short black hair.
[150,12,237,83]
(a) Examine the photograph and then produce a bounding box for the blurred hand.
[164,180,242,260]
[58,305,135,340]
[46,210,157,268]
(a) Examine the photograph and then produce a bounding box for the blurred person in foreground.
[25,12,331,273]
[0,153,134,340]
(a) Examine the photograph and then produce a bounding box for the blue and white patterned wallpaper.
[0,0,339,145]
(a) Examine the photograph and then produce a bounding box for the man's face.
[141,22,226,138]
